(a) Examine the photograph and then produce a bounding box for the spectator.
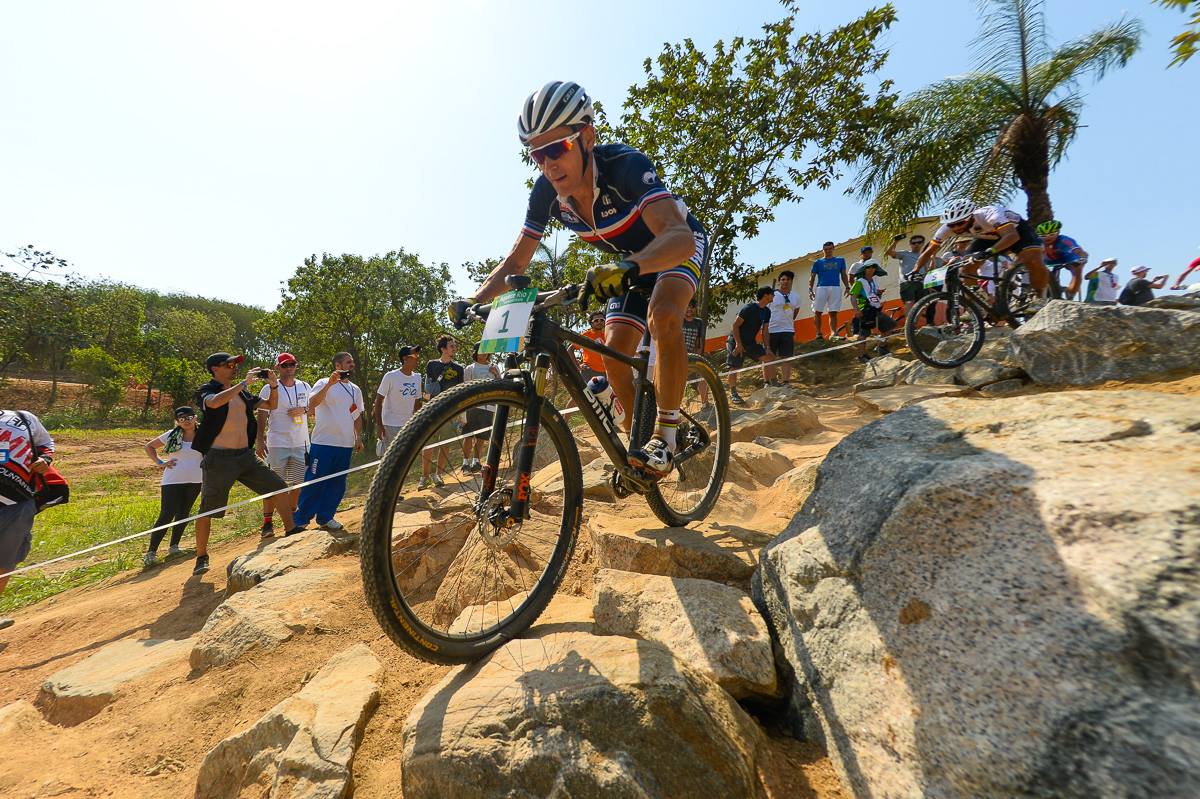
[764,270,799,386]
[682,299,710,405]
[420,336,467,488]
[374,345,423,458]
[462,344,502,472]
[850,261,895,362]
[887,232,939,316]
[572,310,607,381]
[848,247,875,337]
[255,353,311,537]
[1084,258,1121,305]
[295,352,363,533]
[1119,266,1168,307]
[1172,255,1200,291]
[192,353,296,576]
[808,241,849,342]
[726,287,774,405]
[142,406,203,567]
[0,407,55,630]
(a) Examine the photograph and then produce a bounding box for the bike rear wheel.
[360,378,582,664]
[905,290,986,368]
[640,355,731,527]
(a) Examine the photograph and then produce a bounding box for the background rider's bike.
[905,254,1033,368]
[360,276,731,664]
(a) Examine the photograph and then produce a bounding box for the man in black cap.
[374,345,424,457]
[191,353,299,575]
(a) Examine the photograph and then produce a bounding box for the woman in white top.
[461,345,502,472]
[141,406,204,567]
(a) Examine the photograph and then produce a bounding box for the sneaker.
[813,334,825,343]
[321,519,345,532]
[0,618,13,631]
[730,390,746,405]
[628,437,674,478]
[167,546,184,557]
[285,526,307,537]
[260,521,275,538]
[143,552,158,568]
[431,472,445,488]
[468,458,482,473]
[417,476,430,490]
[192,555,210,575]
[461,459,471,472]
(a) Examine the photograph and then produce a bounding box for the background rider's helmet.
[1036,220,1063,236]
[518,81,594,145]
[940,198,975,226]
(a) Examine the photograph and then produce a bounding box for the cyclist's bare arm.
[915,241,942,272]
[474,234,541,303]
[631,199,696,273]
[987,223,1019,254]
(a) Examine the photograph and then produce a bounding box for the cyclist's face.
[530,124,591,192]
[1042,232,1058,243]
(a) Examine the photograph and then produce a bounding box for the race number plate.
[478,288,538,354]
[924,267,948,289]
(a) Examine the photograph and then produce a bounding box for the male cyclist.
[1037,220,1088,300]
[460,81,707,478]
[916,199,1049,300]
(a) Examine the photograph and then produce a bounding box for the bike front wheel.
[360,378,582,664]
[641,355,731,527]
[905,291,986,368]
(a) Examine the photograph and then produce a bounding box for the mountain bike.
[904,254,1038,368]
[360,276,731,664]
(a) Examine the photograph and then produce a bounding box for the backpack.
[13,412,70,512]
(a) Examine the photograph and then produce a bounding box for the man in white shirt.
[764,270,799,385]
[374,345,423,457]
[1084,258,1122,305]
[294,352,363,533]
[255,352,311,536]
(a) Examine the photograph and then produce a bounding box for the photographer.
[0,407,55,631]
[294,352,363,532]
[191,353,300,576]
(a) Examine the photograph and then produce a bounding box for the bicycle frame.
[941,256,1012,322]
[476,305,657,529]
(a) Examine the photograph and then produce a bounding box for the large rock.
[731,404,822,443]
[593,569,778,699]
[903,362,960,386]
[587,516,771,589]
[195,644,382,799]
[725,441,794,488]
[36,638,190,726]
[757,391,1200,798]
[1144,295,1200,312]
[190,568,336,672]
[226,529,357,595]
[860,355,911,386]
[1010,300,1200,384]
[852,384,974,413]
[747,384,808,408]
[401,634,768,798]
[955,357,1024,389]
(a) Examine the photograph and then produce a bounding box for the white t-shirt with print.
[310,378,363,448]
[259,380,311,449]
[766,289,798,334]
[377,369,423,427]
[155,431,204,485]
[1092,270,1121,302]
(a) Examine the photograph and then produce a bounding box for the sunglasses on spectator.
[529,132,581,165]
[176,414,196,421]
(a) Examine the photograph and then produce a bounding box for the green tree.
[69,345,131,420]
[855,0,1141,234]
[257,250,453,438]
[1158,0,1200,65]
[616,3,899,312]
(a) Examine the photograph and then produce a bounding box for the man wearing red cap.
[255,353,311,536]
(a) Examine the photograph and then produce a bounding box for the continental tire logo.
[389,595,438,651]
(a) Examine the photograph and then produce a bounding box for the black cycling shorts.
[969,219,1041,257]
[605,233,707,334]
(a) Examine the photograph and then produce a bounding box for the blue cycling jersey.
[522,143,707,285]
[1043,234,1083,265]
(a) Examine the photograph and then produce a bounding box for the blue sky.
[2,1,1196,305]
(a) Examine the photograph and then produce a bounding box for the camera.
[338,370,352,379]
[254,369,271,379]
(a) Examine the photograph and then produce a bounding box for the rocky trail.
[1,301,1198,798]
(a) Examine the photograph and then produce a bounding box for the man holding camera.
[192,353,298,575]
[294,352,363,532]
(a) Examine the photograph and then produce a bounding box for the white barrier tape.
[2,329,906,580]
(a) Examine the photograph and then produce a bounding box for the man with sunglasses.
[255,353,310,536]
[916,199,1049,298]
[887,231,940,319]
[461,81,708,478]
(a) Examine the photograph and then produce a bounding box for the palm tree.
[855,0,1141,233]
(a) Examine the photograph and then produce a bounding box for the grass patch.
[2,442,380,614]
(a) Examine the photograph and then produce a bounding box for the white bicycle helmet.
[518,81,594,145]
[940,198,975,225]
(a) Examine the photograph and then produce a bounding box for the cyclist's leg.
[647,273,695,415]
[1066,262,1083,300]
[603,292,648,433]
